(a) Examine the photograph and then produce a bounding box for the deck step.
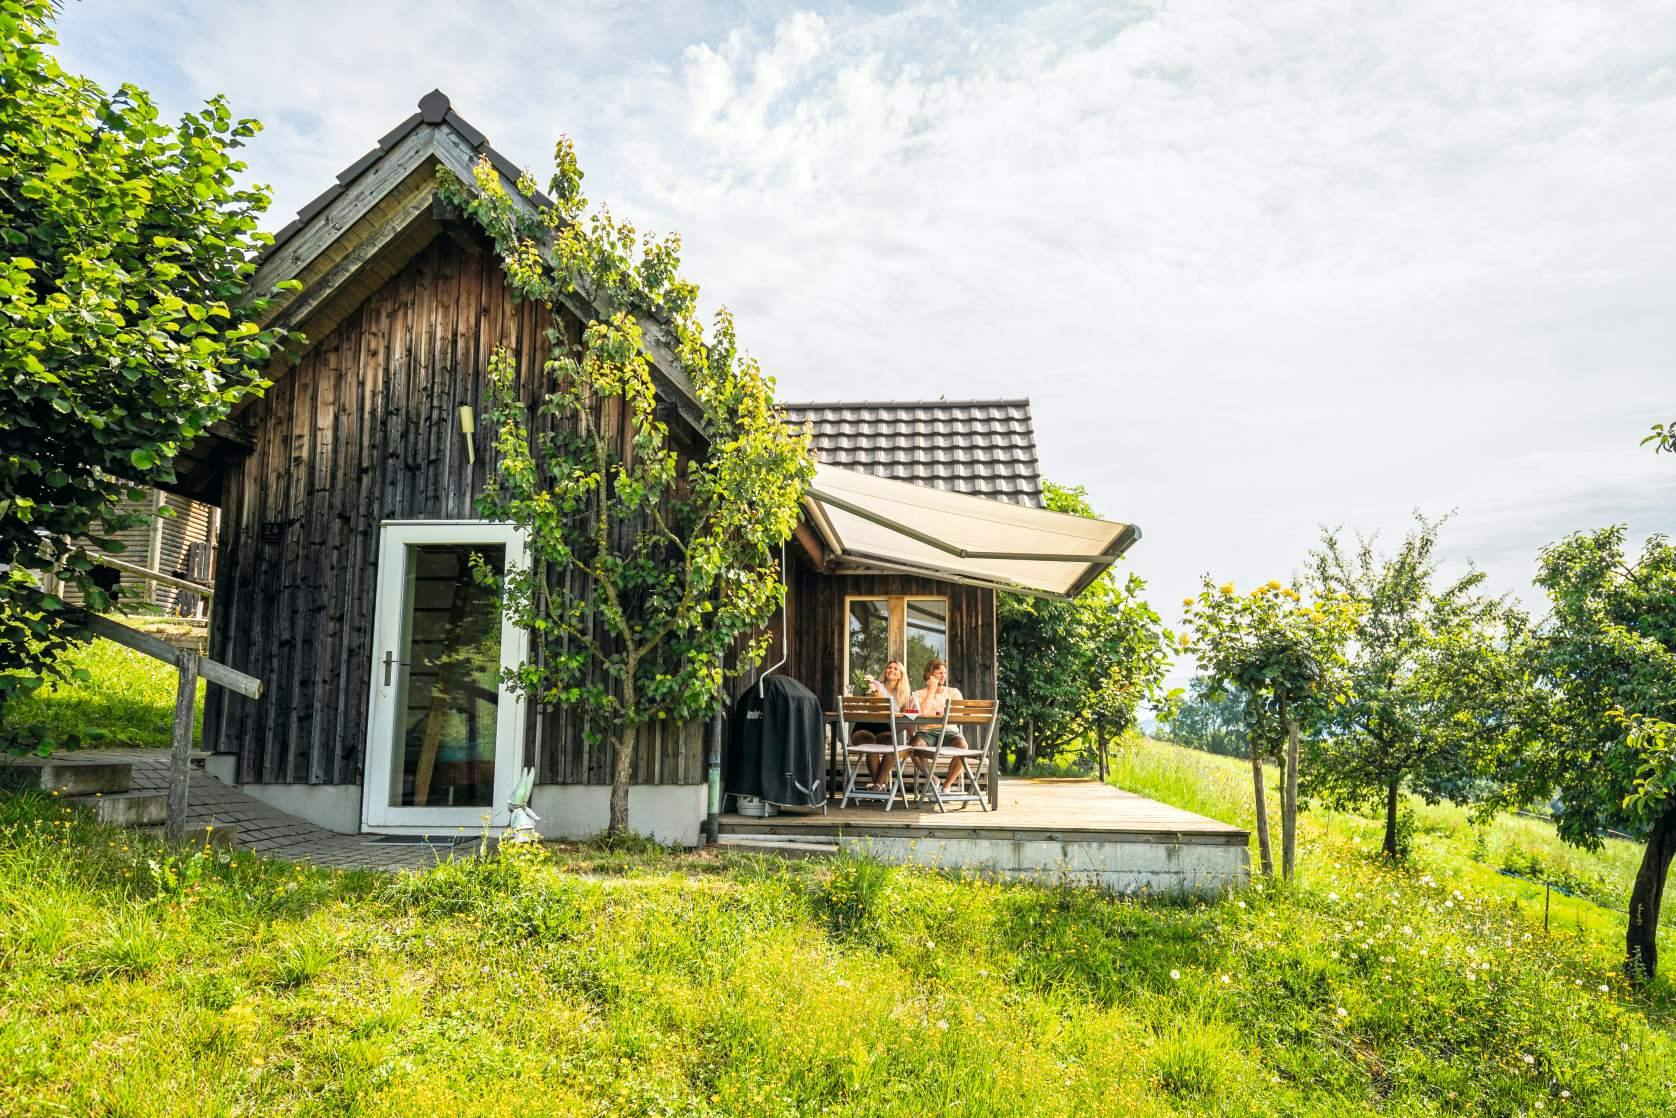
[71,790,167,827]
[0,757,134,796]
[715,835,840,859]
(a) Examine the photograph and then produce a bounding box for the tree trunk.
[1281,714,1299,881]
[1626,803,1676,981]
[1383,777,1402,860]
[1250,737,1273,877]
[1096,724,1109,783]
[1023,719,1037,773]
[609,723,636,836]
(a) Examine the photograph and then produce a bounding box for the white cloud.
[53,1,1676,687]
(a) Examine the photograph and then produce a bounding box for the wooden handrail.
[69,611,261,840]
[77,612,259,698]
[90,552,214,600]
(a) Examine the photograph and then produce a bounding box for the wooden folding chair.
[837,695,910,810]
[911,698,993,812]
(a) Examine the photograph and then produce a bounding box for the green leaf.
[129,447,155,469]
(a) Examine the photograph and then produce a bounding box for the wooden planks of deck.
[719,777,1248,846]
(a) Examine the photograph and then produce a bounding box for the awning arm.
[807,486,1131,565]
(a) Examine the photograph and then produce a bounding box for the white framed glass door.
[362,521,528,831]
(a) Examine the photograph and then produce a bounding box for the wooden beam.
[90,552,213,600]
[793,521,832,569]
[75,612,262,700]
[167,652,199,841]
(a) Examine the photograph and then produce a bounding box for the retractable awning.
[802,464,1140,599]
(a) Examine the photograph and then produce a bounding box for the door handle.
[382,650,410,687]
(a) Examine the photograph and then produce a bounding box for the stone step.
[137,822,240,848]
[0,757,134,796]
[715,835,840,859]
[71,790,167,828]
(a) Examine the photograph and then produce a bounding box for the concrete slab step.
[715,835,840,859]
[0,757,134,796]
[72,790,167,827]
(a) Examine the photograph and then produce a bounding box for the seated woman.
[850,660,910,791]
[908,658,971,792]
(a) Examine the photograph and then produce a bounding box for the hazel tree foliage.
[0,0,291,744]
[440,143,812,836]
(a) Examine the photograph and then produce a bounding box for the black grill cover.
[725,675,825,808]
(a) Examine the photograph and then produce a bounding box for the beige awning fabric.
[802,464,1140,599]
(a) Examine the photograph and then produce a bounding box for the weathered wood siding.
[770,549,998,711]
[54,489,216,615]
[205,231,704,788]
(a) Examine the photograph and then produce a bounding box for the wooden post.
[168,651,200,841]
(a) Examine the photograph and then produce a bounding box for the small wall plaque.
[261,521,285,545]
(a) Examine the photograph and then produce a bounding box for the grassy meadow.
[2,734,1675,1116]
[0,618,205,750]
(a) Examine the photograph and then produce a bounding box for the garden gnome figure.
[505,765,540,841]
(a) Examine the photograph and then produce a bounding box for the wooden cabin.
[176,93,1136,843]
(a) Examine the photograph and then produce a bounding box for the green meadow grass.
[1,618,205,750]
[1,782,1673,1116]
[1111,737,1676,945]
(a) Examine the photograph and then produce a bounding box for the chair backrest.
[945,699,997,770]
[947,698,997,724]
[838,693,904,747]
[838,694,896,721]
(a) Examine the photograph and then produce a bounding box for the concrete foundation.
[215,779,365,833]
[201,765,706,846]
[838,834,1249,896]
[530,783,706,847]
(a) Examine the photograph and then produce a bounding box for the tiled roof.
[782,400,1045,507]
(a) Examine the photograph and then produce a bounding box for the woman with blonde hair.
[853,660,910,791]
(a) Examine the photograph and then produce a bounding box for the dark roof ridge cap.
[259,89,555,264]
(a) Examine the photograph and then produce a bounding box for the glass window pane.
[905,598,948,690]
[847,598,890,696]
[392,544,504,807]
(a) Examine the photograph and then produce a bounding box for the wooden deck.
[720,777,1248,847]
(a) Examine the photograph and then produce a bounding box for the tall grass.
[1,620,205,749]
[1113,736,1676,940]
[0,788,1672,1116]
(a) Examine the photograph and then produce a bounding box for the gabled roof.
[260,89,552,268]
[780,399,1045,508]
[246,90,698,419]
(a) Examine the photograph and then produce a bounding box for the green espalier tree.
[0,0,290,744]
[1182,579,1357,879]
[1305,518,1527,859]
[1510,528,1676,980]
[439,143,812,836]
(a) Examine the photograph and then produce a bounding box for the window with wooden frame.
[844,595,949,696]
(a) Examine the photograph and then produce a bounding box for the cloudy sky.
[55,1,1674,687]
